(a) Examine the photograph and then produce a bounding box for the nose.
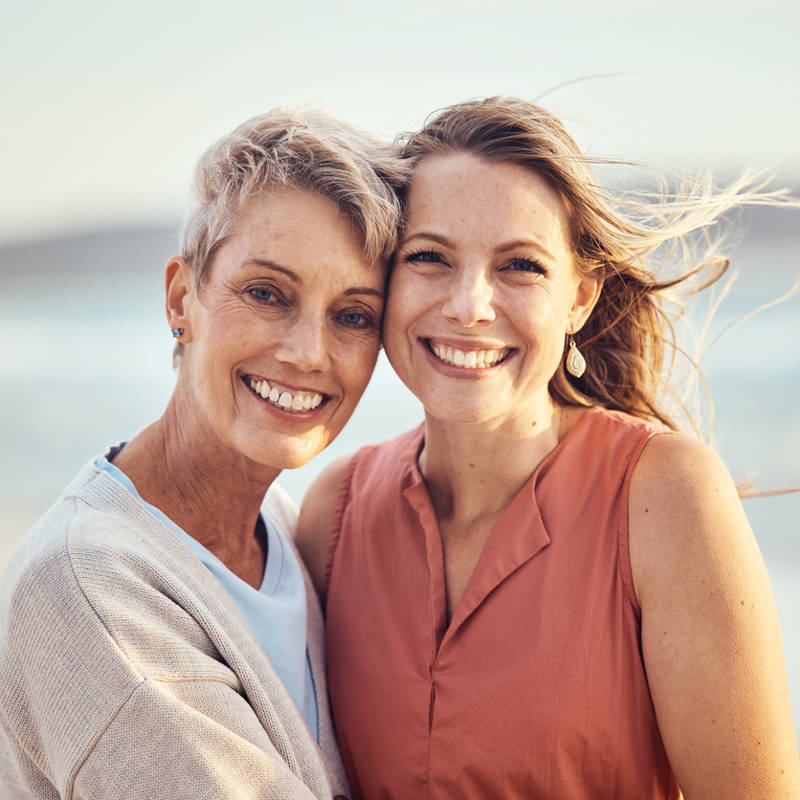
[441,267,495,327]
[272,312,332,373]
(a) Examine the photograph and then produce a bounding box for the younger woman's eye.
[505,257,546,275]
[404,249,445,265]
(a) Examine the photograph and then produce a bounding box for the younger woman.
[298,98,800,799]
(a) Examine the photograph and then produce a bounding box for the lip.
[419,337,516,378]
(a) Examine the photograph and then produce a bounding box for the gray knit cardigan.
[0,458,349,799]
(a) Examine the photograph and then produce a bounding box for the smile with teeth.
[428,341,511,369]
[247,377,325,412]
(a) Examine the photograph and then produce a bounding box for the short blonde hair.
[182,108,407,273]
[400,97,793,433]
[175,107,407,362]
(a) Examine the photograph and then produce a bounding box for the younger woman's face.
[383,152,599,428]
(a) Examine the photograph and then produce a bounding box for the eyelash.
[404,248,446,265]
[403,249,547,276]
[504,257,547,275]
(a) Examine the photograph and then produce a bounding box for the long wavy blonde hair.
[399,97,794,434]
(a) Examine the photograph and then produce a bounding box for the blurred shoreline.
[1,212,798,733]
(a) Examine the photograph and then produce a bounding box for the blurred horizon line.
[2,167,798,253]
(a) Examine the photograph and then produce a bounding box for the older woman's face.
[384,152,599,427]
[176,189,384,470]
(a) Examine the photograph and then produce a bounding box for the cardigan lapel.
[74,464,330,794]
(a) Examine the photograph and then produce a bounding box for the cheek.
[515,284,572,331]
[383,276,420,347]
[340,340,381,395]
[380,311,407,367]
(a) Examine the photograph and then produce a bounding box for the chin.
[234,430,334,473]
[425,401,499,426]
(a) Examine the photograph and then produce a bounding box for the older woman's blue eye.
[341,311,371,328]
[248,287,275,302]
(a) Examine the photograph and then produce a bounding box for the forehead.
[405,152,572,249]
[214,188,384,285]
[233,188,362,255]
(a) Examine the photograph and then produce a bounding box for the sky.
[2,0,798,245]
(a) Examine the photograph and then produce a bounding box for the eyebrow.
[400,232,455,249]
[344,287,384,299]
[495,238,556,261]
[400,232,556,262]
[245,259,301,282]
[245,258,382,298]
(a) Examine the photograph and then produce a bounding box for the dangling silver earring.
[565,336,586,378]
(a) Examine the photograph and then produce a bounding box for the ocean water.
[0,222,798,733]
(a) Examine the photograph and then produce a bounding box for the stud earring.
[565,336,586,378]
[171,328,185,339]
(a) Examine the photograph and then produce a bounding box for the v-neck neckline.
[402,406,599,658]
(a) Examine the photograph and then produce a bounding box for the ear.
[165,256,195,342]
[568,268,604,334]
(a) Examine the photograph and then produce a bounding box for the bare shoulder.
[628,431,766,657]
[632,429,737,512]
[295,455,353,599]
[629,432,800,797]
[629,431,746,598]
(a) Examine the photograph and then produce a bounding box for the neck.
[419,400,581,525]
[111,387,280,586]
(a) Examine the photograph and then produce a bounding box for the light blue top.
[95,455,319,740]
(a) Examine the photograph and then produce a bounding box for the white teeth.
[248,378,325,413]
[430,343,509,369]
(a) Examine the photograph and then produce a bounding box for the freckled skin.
[115,189,386,588]
[381,153,603,617]
[177,190,385,471]
[298,154,800,799]
[384,153,598,430]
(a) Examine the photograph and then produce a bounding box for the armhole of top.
[321,452,360,607]
[617,428,674,619]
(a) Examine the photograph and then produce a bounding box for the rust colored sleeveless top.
[325,406,681,800]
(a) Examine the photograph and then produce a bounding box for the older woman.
[298,98,800,799]
[0,109,404,799]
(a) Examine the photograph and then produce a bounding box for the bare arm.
[630,433,800,800]
[295,455,352,601]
